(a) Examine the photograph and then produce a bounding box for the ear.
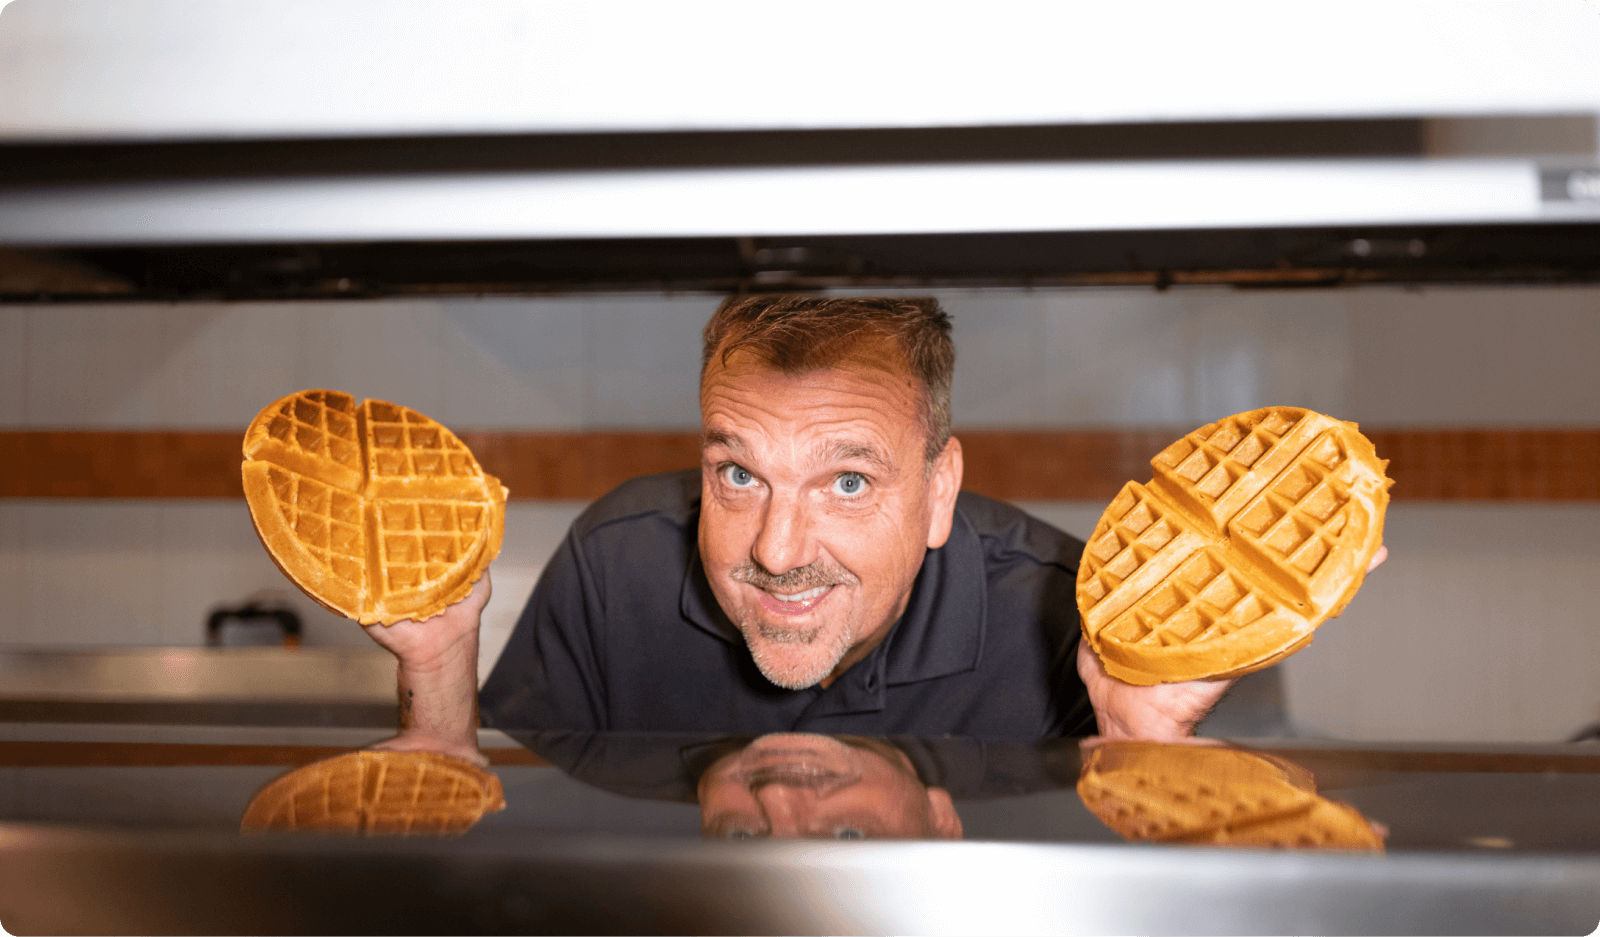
[925,436,964,550]
[925,787,964,840]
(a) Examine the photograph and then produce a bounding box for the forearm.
[363,574,493,767]
[396,630,482,746]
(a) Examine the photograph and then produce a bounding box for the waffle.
[1077,741,1382,851]
[242,390,507,625]
[1077,407,1391,685]
[241,750,505,835]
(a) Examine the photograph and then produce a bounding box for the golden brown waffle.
[1077,741,1382,851]
[242,390,507,625]
[240,750,506,836]
[1077,407,1391,685]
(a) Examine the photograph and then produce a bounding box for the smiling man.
[369,295,1241,758]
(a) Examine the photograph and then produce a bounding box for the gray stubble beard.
[729,560,860,690]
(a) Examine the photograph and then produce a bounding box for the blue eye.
[724,464,756,488]
[833,472,867,496]
[832,826,866,840]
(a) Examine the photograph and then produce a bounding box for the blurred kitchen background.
[2,0,1598,745]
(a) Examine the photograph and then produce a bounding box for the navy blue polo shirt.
[479,470,1095,739]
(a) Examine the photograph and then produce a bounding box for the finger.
[1366,544,1388,573]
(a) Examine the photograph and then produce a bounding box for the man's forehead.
[703,426,894,472]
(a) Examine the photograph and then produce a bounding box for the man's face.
[698,344,961,691]
[698,733,962,839]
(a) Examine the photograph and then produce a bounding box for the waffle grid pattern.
[1079,488,1179,609]
[367,402,482,481]
[1231,431,1355,581]
[1076,407,1389,684]
[265,466,365,589]
[262,389,361,478]
[378,499,490,594]
[1077,743,1381,850]
[1104,549,1277,647]
[244,390,507,624]
[1153,409,1298,506]
[247,752,503,836]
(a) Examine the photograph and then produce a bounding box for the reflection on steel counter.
[510,731,1376,847]
[3,730,1600,933]
[1077,739,1384,850]
[240,750,505,836]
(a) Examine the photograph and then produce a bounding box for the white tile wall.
[1040,290,1189,425]
[0,308,25,425]
[130,304,304,429]
[23,305,204,426]
[1186,290,1351,424]
[0,499,584,680]
[5,285,1600,743]
[436,298,586,428]
[947,290,1049,425]
[11,285,1598,430]
[151,501,365,649]
[298,301,448,422]
[16,501,163,645]
[1347,286,1600,426]
[1281,504,1600,743]
[583,295,710,428]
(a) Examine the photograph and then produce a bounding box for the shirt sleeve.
[478,527,611,730]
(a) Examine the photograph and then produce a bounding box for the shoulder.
[571,468,701,541]
[955,490,1086,574]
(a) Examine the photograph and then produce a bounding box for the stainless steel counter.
[2,825,1596,936]
[0,647,398,726]
[0,725,1595,934]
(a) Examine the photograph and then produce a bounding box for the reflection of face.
[699,733,962,840]
[698,345,961,690]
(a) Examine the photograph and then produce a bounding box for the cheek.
[700,499,756,572]
[820,500,925,579]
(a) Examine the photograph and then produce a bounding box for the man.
[363,295,1324,765]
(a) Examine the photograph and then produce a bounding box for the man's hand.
[1080,545,1388,740]
[362,572,492,768]
[1077,641,1234,740]
[362,572,491,671]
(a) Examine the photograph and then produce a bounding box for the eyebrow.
[702,428,745,453]
[702,428,894,474]
[822,439,893,473]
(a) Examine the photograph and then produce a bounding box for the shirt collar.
[678,504,988,687]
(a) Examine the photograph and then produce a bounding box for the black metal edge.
[5,223,1600,302]
[0,118,1431,186]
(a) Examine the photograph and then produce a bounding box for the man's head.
[697,295,963,691]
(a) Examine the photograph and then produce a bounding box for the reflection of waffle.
[242,390,508,625]
[1077,741,1382,851]
[1077,408,1390,684]
[240,750,505,835]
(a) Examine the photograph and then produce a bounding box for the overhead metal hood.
[2,0,1598,298]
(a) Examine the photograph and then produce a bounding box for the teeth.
[772,585,829,605]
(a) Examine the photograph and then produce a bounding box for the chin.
[741,620,852,690]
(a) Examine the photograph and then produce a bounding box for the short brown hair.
[701,295,954,467]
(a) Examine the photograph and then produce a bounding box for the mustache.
[730,560,858,593]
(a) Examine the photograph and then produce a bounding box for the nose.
[751,489,814,578]
[752,782,814,839]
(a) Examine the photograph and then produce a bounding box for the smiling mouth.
[769,585,830,607]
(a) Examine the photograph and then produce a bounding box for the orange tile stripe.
[2,429,1597,501]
